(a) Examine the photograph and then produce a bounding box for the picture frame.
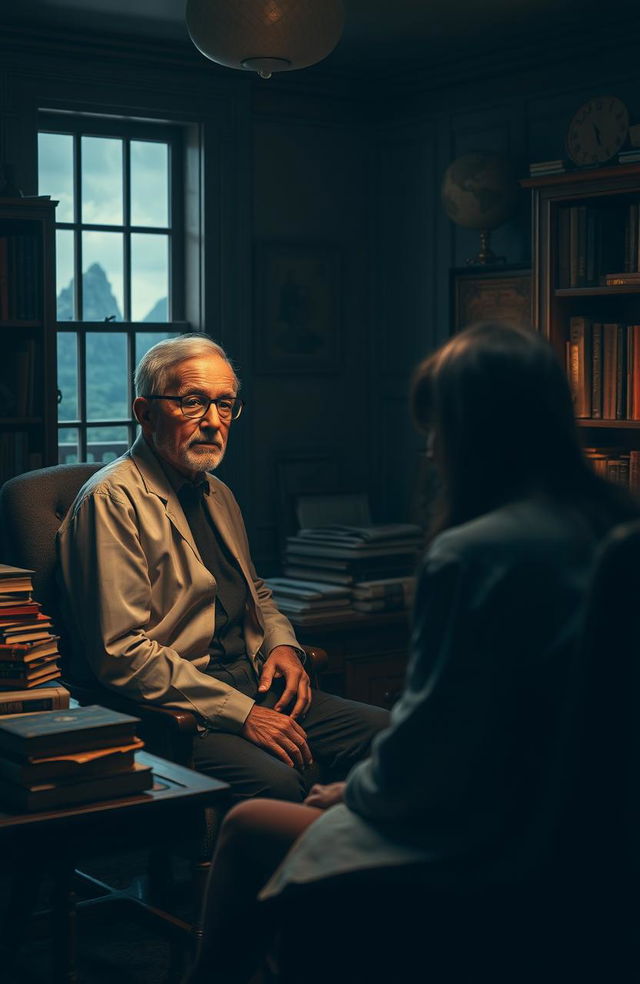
[255,243,341,372]
[451,266,532,334]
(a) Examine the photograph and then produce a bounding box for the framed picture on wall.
[255,243,341,372]
[452,266,532,333]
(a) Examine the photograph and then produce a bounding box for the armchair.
[0,462,326,947]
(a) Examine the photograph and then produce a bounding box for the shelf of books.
[523,165,640,495]
[0,197,58,487]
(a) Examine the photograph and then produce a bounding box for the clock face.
[566,97,629,166]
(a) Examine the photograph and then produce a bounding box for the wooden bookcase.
[523,164,640,485]
[0,197,58,485]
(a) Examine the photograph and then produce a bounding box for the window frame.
[38,111,189,463]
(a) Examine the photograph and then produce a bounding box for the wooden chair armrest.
[66,680,200,734]
[302,645,328,673]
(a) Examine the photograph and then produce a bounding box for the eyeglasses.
[144,394,244,421]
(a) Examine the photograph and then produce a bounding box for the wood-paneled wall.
[3,21,640,569]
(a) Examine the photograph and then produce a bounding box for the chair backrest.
[0,463,102,620]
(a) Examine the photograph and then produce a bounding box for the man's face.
[135,352,239,480]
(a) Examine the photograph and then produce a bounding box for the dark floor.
[0,850,196,983]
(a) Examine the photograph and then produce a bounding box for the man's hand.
[258,645,311,719]
[242,704,313,769]
[304,782,346,810]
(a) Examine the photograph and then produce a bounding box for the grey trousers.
[192,655,390,804]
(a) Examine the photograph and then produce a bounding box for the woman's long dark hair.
[412,321,638,536]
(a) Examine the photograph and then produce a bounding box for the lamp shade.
[186,0,344,78]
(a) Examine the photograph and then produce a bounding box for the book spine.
[616,324,627,420]
[570,207,580,286]
[602,324,619,419]
[630,450,640,494]
[569,316,591,417]
[585,209,597,286]
[557,208,571,288]
[633,325,640,421]
[353,582,414,602]
[0,693,67,715]
[591,323,603,419]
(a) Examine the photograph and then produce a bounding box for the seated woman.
[184,322,638,984]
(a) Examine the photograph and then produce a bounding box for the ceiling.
[2,0,640,77]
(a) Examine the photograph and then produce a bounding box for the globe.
[441,152,518,231]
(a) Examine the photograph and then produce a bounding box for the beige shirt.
[56,434,302,733]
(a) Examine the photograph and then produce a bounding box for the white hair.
[134,333,239,397]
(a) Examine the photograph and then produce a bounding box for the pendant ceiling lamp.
[185,0,345,79]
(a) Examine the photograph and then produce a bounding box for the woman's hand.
[303,781,346,810]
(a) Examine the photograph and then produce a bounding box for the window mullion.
[74,134,82,321]
[78,330,87,460]
[123,137,131,323]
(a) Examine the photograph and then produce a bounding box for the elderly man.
[57,334,388,801]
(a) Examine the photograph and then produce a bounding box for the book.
[287,609,363,627]
[0,682,69,717]
[265,577,351,601]
[0,601,40,617]
[0,705,141,758]
[0,638,59,662]
[630,450,640,494]
[557,207,571,287]
[604,272,640,286]
[0,668,61,689]
[591,322,603,419]
[275,598,352,614]
[353,576,416,603]
[568,316,592,417]
[0,565,34,594]
[0,738,143,785]
[0,590,33,605]
[615,323,627,420]
[353,597,411,613]
[630,325,640,420]
[296,523,423,543]
[0,653,59,675]
[283,566,356,586]
[0,760,153,811]
[569,205,586,286]
[602,323,619,419]
[286,539,421,560]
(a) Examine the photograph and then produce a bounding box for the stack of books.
[618,149,640,165]
[282,524,423,598]
[529,159,568,177]
[0,705,150,811]
[352,575,417,614]
[265,577,353,626]
[0,564,62,690]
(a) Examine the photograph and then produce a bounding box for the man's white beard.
[184,444,225,472]
[154,434,226,475]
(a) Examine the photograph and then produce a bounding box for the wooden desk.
[0,752,229,983]
[292,610,411,708]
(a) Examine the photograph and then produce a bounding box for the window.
[37,114,187,464]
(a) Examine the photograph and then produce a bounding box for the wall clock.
[565,96,629,167]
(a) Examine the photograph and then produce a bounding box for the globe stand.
[466,230,505,266]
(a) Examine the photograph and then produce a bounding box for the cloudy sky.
[38,131,169,320]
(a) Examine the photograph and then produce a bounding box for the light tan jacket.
[56,435,302,732]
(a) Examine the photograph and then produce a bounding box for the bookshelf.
[523,164,640,492]
[0,198,58,485]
